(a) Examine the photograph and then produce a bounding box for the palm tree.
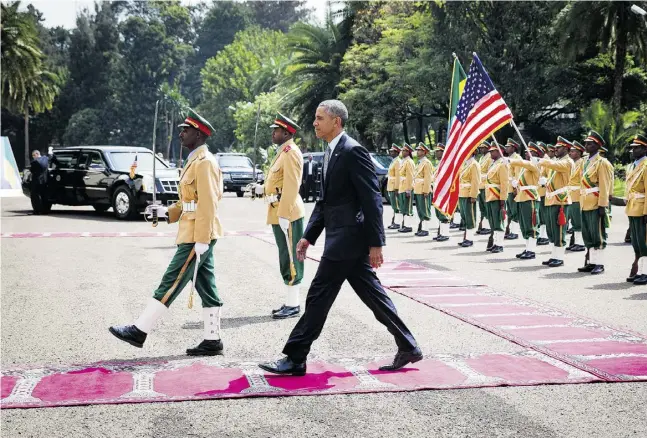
[580,99,641,162]
[555,1,647,111]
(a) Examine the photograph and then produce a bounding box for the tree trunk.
[612,8,628,112]
[403,121,409,144]
[24,106,30,169]
[417,113,424,146]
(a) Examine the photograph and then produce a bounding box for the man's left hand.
[643,215,647,225]
[279,217,290,234]
[598,206,606,217]
[470,197,476,203]
[369,246,384,269]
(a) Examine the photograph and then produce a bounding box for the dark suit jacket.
[30,156,49,186]
[303,133,385,261]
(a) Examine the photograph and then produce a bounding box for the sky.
[20,0,329,29]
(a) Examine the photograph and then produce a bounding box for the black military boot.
[272,305,300,319]
[187,339,223,356]
[109,325,147,348]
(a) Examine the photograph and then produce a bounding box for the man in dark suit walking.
[302,154,318,202]
[259,100,422,376]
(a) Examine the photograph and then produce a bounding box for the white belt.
[415,178,424,183]
[480,175,487,181]
[518,185,538,191]
[628,192,646,200]
[547,187,569,198]
[567,185,580,191]
[486,184,500,188]
[460,183,472,188]
[582,187,599,195]
[182,201,196,212]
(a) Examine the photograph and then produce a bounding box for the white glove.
[145,205,168,219]
[194,242,209,256]
[511,179,518,188]
[530,157,539,165]
[538,176,547,186]
[279,217,290,234]
[47,146,53,155]
[255,184,264,194]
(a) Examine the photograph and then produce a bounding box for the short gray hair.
[318,100,348,126]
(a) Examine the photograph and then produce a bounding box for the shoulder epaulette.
[283,145,292,153]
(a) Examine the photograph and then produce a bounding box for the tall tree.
[246,1,311,32]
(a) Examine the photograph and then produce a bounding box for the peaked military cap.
[479,141,490,148]
[584,130,607,151]
[270,112,300,134]
[536,141,546,153]
[505,138,520,149]
[487,143,500,152]
[402,143,414,153]
[389,143,402,152]
[527,142,541,155]
[435,143,446,151]
[546,143,556,151]
[629,133,647,148]
[416,142,431,153]
[178,108,215,136]
[571,140,585,153]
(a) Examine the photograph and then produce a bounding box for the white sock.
[512,222,520,234]
[494,231,503,246]
[465,229,474,241]
[574,232,584,246]
[588,249,595,265]
[549,244,557,259]
[482,218,490,229]
[454,212,462,224]
[595,250,604,266]
[286,285,300,307]
[555,246,565,261]
[639,257,647,275]
[403,216,408,227]
[134,298,168,334]
[441,222,450,236]
[524,238,530,251]
[527,238,537,253]
[539,225,547,239]
[424,220,432,232]
[203,307,221,340]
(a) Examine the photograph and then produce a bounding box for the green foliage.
[580,100,641,162]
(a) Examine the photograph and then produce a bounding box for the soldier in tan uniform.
[625,134,647,285]
[509,143,542,259]
[566,141,585,252]
[505,139,522,240]
[539,137,573,268]
[261,113,306,319]
[110,109,225,356]
[432,143,451,241]
[484,144,509,253]
[536,142,552,245]
[398,143,415,232]
[458,149,480,247]
[577,131,614,275]
[413,143,434,236]
[476,142,492,235]
[386,144,402,229]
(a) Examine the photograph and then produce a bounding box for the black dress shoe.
[567,228,574,234]
[272,305,300,319]
[634,275,647,285]
[417,230,429,237]
[504,233,519,240]
[272,304,286,314]
[490,245,503,253]
[187,339,223,356]
[578,264,595,272]
[477,228,491,235]
[258,356,306,376]
[459,240,473,247]
[459,226,466,231]
[436,235,449,242]
[519,251,536,260]
[379,347,423,371]
[570,245,586,252]
[398,226,413,233]
[627,275,637,283]
[516,250,527,258]
[486,245,495,252]
[109,325,146,348]
[548,259,564,267]
[537,238,550,246]
[542,258,556,266]
[450,222,459,229]
[387,223,400,230]
[565,244,573,251]
[591,265,605,275]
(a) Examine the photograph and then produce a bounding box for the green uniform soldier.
[509,143,542,259]
[625,134,647,285]
[386,144,402,229]
[577,131,614,275]
[484,144,509,253]
[505,138,522,240]
[413,142,433,236]
[109,108,225,356]
[536,142,553,245]
[432,143,451,241]
[476,142,493,235]
[457,149,480,247]
[261,113,306,319]
[566,141,586,252]
[398,143,415,232]
[539,137,574,268]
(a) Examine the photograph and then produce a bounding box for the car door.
[76,150,109,203]
[49,150,79,204]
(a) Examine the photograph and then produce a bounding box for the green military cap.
[527,142,542,155]
[416,142,431,153]
[269,112,300,134]
[479,141,490,148]
[629,133,647,148]
[546,143,556,151]
[435,143,446,151]
[402,143,414,153]
[555,136,572,149]
[536,141,546,152]
[571,140,585,152]
[389,143,401,152]
[178,108,215,136]
[505,138,520,149]
[584,130,607,151]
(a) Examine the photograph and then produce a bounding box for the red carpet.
[0,351,598,409]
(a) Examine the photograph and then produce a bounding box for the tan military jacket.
[413,157,433,195]
[510,158,540,202]
[568,158,583,203]
[387,157,401,192]
[541,155,573,207]
[478,154,492,190]
[580,153,613,211]
[625,158,647,217]
[485,158,509,202]
[263,139,305,225]
[398,156,415,192]
[168,145,223,244]
[459,157,480,198]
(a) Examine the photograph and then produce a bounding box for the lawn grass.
[613,178,626,197]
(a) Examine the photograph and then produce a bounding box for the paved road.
[1,195,645,438]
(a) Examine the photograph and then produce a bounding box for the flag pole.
[510,120,532,160]
[490,132,506,159]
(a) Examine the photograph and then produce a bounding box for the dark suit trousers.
[282,255,418,362]
[304,175,316,200]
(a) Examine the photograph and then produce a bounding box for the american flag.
[433,54,512,216]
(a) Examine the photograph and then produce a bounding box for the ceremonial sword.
[151,99,161,227]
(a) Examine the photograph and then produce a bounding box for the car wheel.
[112,186,136,220]
[93,204,110,213]
[236,189,244,198]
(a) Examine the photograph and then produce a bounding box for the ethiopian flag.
[446,55,468,142]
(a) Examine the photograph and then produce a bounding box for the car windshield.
[371,154,392,170]
[218,156,252,168]
[108,151,168,171]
